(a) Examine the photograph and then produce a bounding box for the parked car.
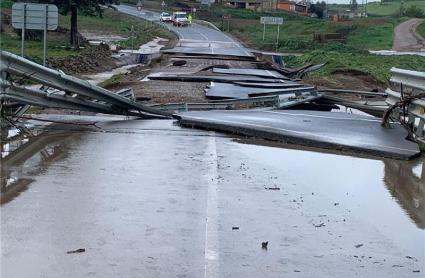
[160,12,172,22]
[172,12,189,27]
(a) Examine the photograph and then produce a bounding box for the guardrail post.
[386,67,425,143]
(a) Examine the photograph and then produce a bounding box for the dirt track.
[393,18,425,51]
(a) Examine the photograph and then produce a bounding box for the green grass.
[367,1,425,17]
[98,73,125,88]
[285,50,425,83]
[199,5,425,84]
[0,8,174,63]
[0,0,12,8]
[417,21,425,39]
[225,15,403,52]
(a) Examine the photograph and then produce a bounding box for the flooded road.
[1,116,424,277]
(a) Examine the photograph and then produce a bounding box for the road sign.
[137,0,143,10]
[260,17,283,50]
[12,3,58,30]
[12,3,58,66]
[260,17,283,25]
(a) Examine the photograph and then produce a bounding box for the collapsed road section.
[176,110,420,160]
[1,3,425,278]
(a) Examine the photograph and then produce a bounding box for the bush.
[13,29,43,40]
[404,5,425,18]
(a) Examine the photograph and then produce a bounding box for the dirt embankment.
[48,44,119,75]
[304,71,386,92]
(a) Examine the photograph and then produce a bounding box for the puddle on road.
[0,126,75,205]
[1,117,424,271]
[231,137,425,261]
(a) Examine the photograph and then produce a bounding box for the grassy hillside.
[228,16,403,51]
[194,6,425,83]
[0,6,173,64]
[367,1,425,16]
[418,21,425,38]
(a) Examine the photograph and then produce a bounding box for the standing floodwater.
[1,116,424,277]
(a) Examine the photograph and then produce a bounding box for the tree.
[310,1,327,19]
[33,1,119,48]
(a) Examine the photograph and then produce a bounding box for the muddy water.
[1,116,424,277]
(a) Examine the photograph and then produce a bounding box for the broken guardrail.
[385,67,425,144]
[151,95,281,113]
[0,51,171,119]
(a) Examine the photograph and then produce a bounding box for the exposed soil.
[304,71,386,92]
[102,55,260,104]
[48,44,119,75]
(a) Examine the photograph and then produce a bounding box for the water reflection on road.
[1,126,76,204]
[1,117,424,277]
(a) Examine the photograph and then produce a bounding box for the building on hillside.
[328,10,364,22]
[227,0,278,11]
[277,0,310,16]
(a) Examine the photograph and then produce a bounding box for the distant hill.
[367,1,425,16]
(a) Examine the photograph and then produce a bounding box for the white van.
[172,12,189,27]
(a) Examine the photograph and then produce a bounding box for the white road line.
[189,26,215,54]
[204,133,219,278]
[193,26,211,41]
[216,29,253,57]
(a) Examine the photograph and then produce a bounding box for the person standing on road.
[188,13,192,26]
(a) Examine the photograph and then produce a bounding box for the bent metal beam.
[0,51,171,118]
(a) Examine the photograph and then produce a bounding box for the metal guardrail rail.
[151,92,321,113]
[386,67,425,142]
[0,51,171,118]
[150,95,280,113]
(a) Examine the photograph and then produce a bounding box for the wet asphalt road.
[1,117,424,277]
[1,5,425,277]
[176,110,421,160]
[114,4,253,57]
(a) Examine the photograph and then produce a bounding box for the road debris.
[66,248,86,254]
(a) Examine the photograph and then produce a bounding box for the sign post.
[12,3,58,65]
[20,4,26,57]
[43,5,48,66]
[260,17,283,46]
[276,24,280,47]
[222,15,231,32]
